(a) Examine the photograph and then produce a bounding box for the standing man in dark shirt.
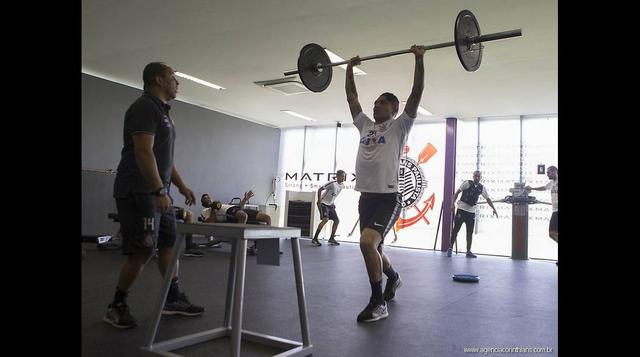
[447,171,498,258]
[104,62,204,329]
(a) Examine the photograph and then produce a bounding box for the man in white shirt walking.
[311,170,347,246]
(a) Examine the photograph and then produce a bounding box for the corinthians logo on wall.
[399,156,425,209]
[395,142,438,233]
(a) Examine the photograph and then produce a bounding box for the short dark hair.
[143,62,171,89]
[336,170,346,176]
[381,92,399,116]
[548,166,558,172]
[201,193,210,201]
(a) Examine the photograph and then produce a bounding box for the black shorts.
[226,206,259,222]
[549,211,558,232]
[358,192,402,243]
[319,203,339,222]
[115,192,177,256]
[454,209,476,229]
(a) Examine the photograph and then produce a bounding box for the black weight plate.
[297,43,332,92]
[455,10,482,72]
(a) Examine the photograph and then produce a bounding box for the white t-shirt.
[353,111,415,193]
[320,181,344,205]
[456,180,490,213]
[201,204,232,222]
[545,179,558,212]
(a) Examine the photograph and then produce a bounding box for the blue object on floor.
[452,274,479,283]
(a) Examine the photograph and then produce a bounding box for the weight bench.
[197,216,270,255]
[199,199,268,253]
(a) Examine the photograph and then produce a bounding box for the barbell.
[283,9,522,92]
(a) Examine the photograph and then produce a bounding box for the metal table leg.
[291,238,311,347]
[224,239,238,328]
[144,232,186,348]
[231,238,248,357]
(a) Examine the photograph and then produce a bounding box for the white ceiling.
[82,0,557,128]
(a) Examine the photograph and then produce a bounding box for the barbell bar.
[284,9,523,92]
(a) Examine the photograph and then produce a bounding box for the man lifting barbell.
[348,44,426,323]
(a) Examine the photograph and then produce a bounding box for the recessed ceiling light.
[281,110,317,122]
[324,49,367,76]
[175,72,225,90]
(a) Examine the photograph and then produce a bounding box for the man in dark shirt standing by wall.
[104,62,204,329]
[447,171,498,258]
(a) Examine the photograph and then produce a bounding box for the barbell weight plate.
[297,43,332,92]
[455,9,482,72]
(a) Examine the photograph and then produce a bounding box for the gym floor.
[81,239,558,357]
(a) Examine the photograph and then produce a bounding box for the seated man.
[201,191,272,255]
[173,206,207,257]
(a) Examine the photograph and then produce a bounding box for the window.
[474,117,521,257]
[278,114,558,259]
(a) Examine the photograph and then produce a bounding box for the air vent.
[254,77,310,96]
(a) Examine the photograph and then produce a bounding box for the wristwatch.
[151,187,167,196]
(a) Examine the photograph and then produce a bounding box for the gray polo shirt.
[114,93,176,197]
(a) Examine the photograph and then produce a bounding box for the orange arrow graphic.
[395,193,435,232]
[414,204,431,225]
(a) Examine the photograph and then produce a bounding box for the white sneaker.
[357,299,389,322]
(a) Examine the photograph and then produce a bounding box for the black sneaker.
[466,251,477,258]
[163,293,205,316]
[103,303,138,329]
[357,298,388,323]
[311,239,322,247]
[184,249,204,257]
[328,238,340,246]
[383,274,403,302]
